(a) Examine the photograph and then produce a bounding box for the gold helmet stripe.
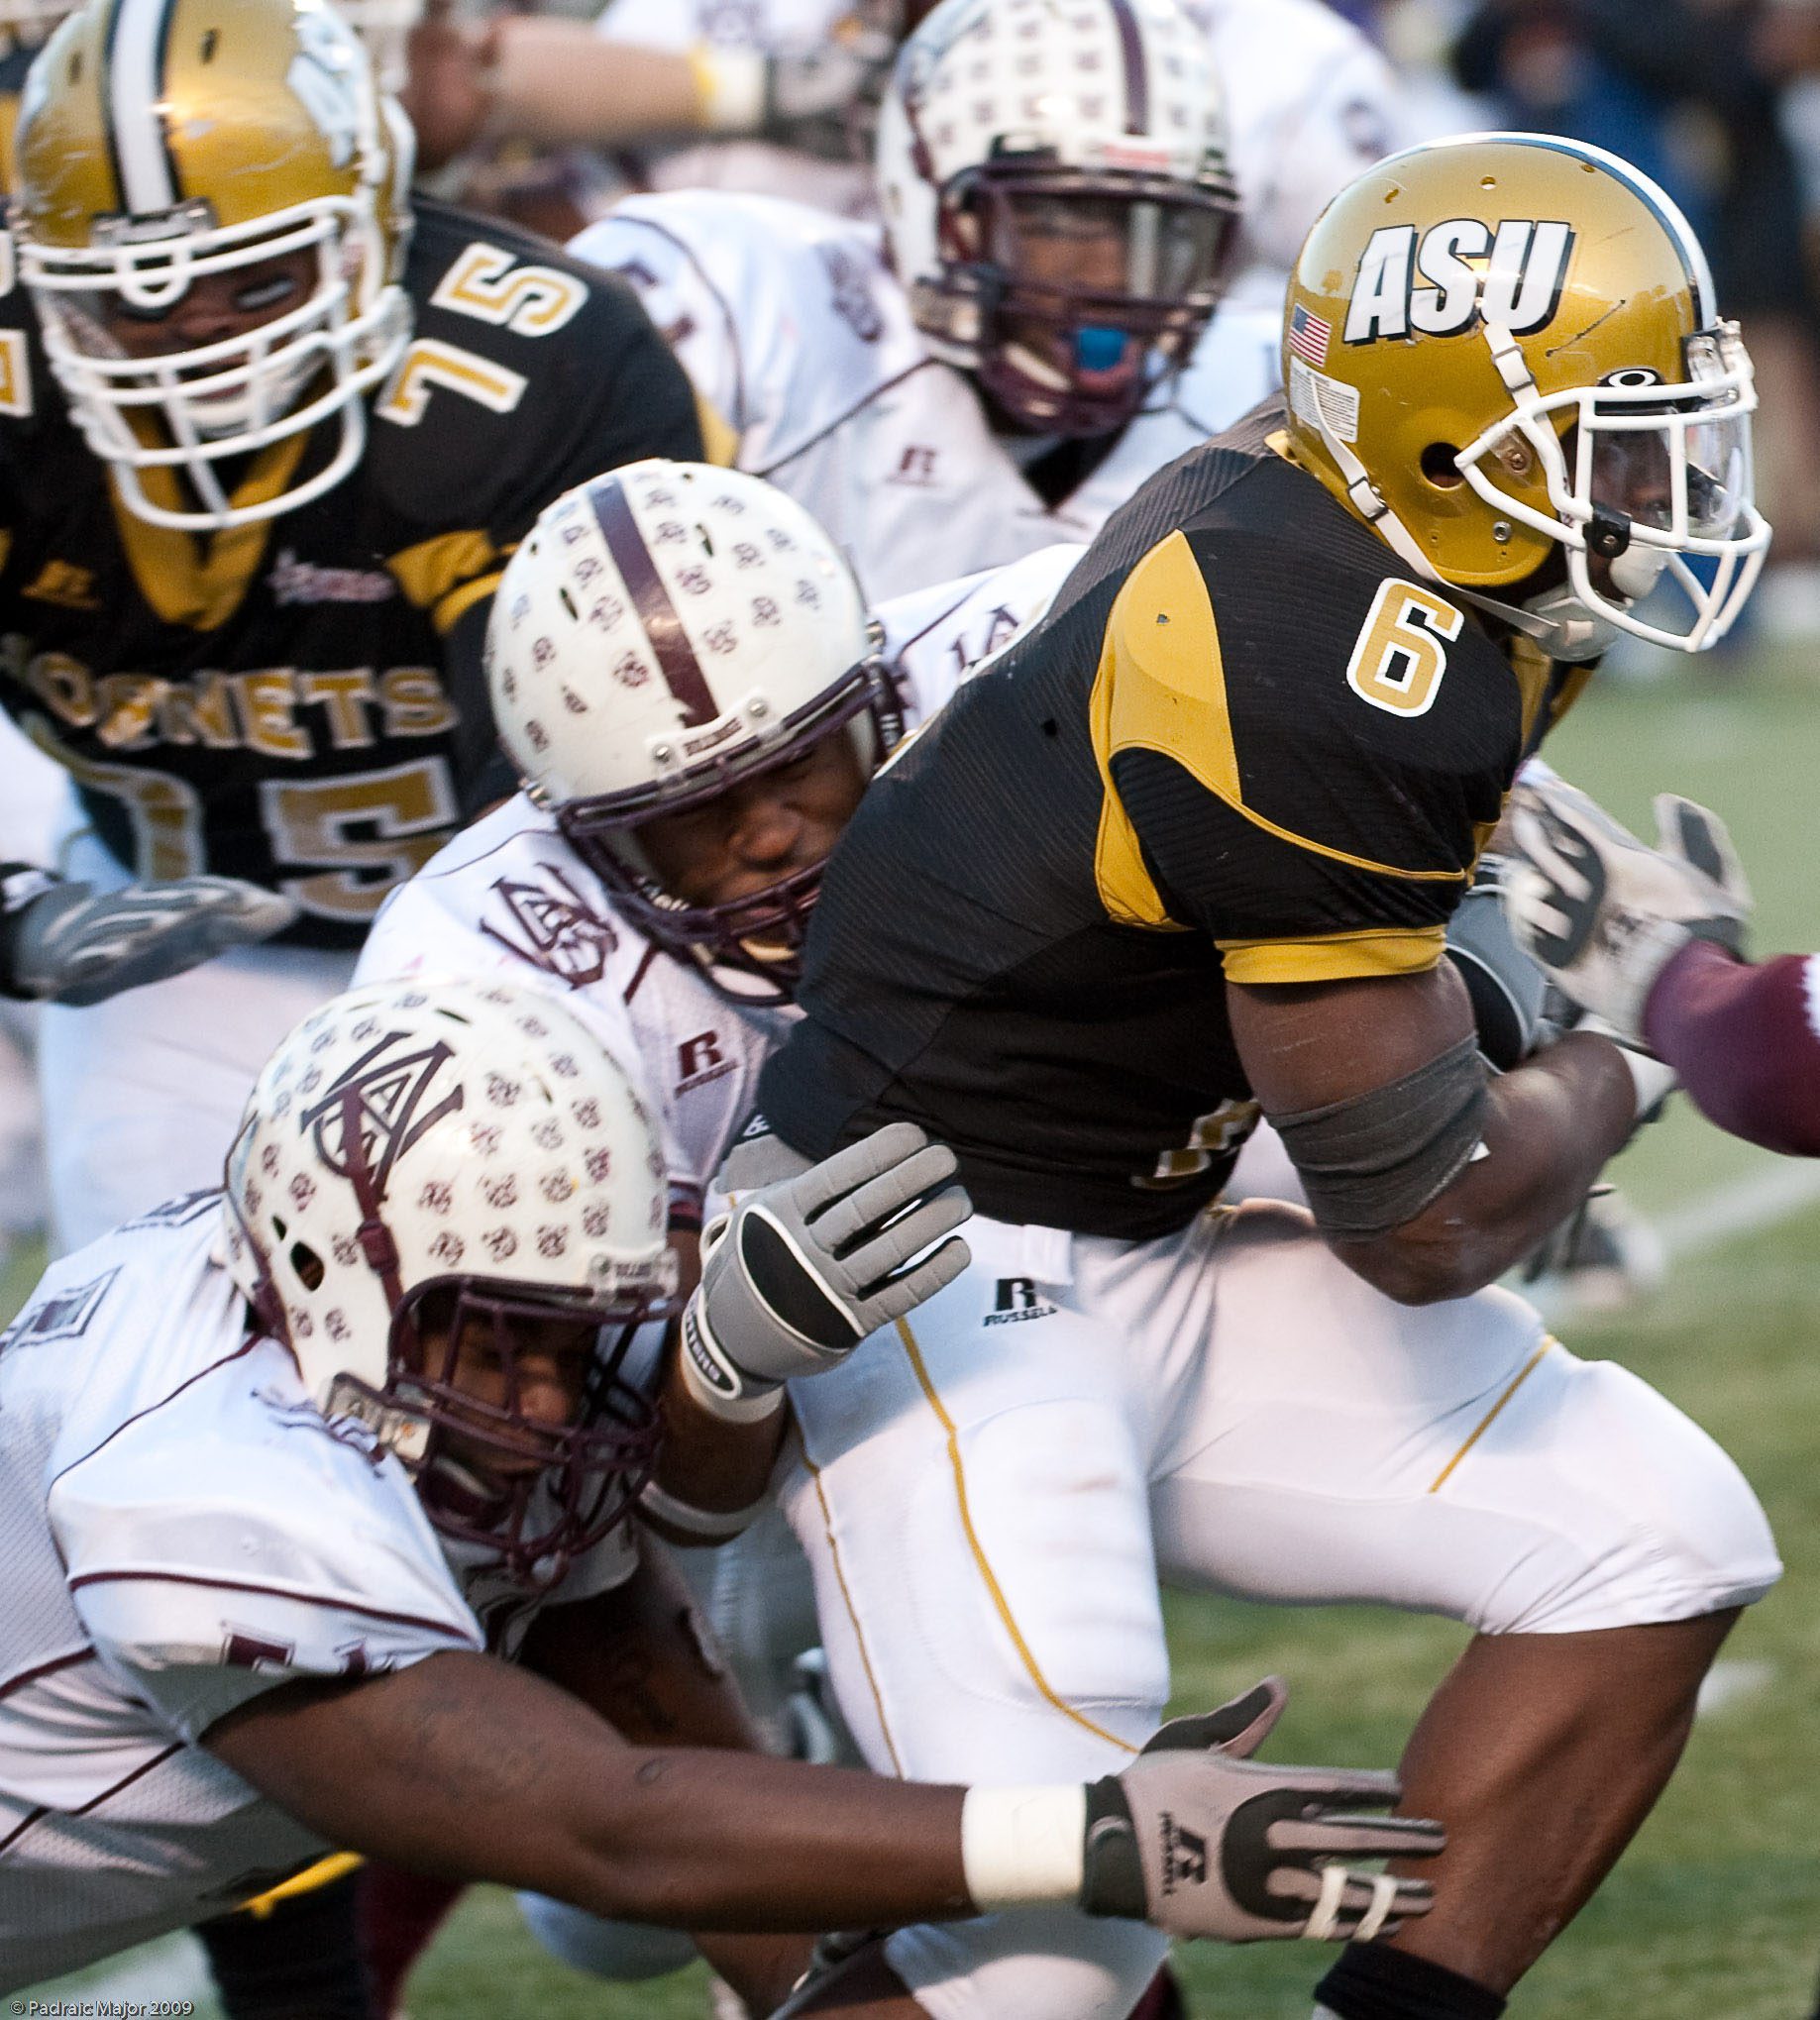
[104,0,181,214]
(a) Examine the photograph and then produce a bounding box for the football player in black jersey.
[753,136,1780,2020]
[0,0,706,1263]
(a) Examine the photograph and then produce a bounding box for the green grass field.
[27,648,1820,2018]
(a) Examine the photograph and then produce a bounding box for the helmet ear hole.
[289,1240,325,1291]
[1421,443,1464,488]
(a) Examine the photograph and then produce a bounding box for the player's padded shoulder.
[1095,466,1527,977]
[52,1375,482,1738]
[572,190,915,471]
[1169,458,1527,867]
[370,197,703,531]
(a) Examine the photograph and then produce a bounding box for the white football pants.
[779,1201,1779,2020]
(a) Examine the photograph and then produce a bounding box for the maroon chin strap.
[336,1082,410,1321]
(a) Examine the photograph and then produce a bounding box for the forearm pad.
[1270,1035,1489,1239]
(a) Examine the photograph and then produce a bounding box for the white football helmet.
[486,461,898,1003]
[876,0,1238,436]
[12,0,413,532]
[221,976,676,1586]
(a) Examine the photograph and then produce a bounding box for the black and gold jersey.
[0,197,703,948]
[759,399,1583,1239]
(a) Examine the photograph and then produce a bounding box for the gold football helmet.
[1283,133,1769,656]
[13,0,413,530]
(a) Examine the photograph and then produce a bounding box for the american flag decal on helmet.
[1289,303,1333,368]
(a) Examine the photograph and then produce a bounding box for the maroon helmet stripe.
[1106,0,1147,135]
[589,477,718,728]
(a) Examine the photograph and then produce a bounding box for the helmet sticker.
[287,10,365,170]
[1343,220,1575,345]
[300,1032,464,1202]
[1288,356,1358,445]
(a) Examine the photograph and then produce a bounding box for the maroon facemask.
[234,1085,672,1592]
[556,654,902,1007]
[919,160,1239,437]
[377,1280,668,1589]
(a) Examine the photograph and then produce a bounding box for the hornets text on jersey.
[0,197,703,949]
[758,400,1588,1239]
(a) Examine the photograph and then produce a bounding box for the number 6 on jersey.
[1345,580,1463,718]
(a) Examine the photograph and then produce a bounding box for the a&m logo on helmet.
[1343,219,1576,345]
[300,1030,465,1199]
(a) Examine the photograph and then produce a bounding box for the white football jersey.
[0,1197,636,1988]
[569,192,1281,602]
[355,544,1083,1211]
[589,0,876,220]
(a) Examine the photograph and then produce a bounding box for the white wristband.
[1581,1017,1679,1122]
[678,1297,787,1426]
[959,1784,1087,1912]
[691,46,766,132]
[1619,1045,1679,1122]
[638,1476,766,1542]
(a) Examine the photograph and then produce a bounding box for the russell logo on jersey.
[982,1277,1057,1326]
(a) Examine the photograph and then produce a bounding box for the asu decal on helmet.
[486,460,898,1005]
[876,0,1239,436]
[221,976,675,1585]
[1282,132,1770,656]
[12,0,413,531]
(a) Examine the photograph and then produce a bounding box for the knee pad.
[516,1893,697,1980]
[885,1906,1168,2020]
[1472,1352,1780,1635]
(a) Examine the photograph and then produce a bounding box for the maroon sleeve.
[1643,940,1820,1157]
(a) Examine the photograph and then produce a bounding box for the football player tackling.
[0,977,1444,2001]
[751,135,1782,2020]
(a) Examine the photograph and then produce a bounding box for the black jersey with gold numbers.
[759,399,1580,1239]
[0,197,702,948]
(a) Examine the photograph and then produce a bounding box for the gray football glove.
[5,873,299,1007]
[1503,776,1752,1046]
[1084,1677,1444,1944]
[683,1121,972,1417]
